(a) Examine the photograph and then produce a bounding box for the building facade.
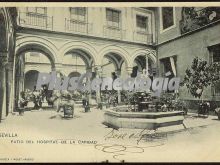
[15,7,157,97]
[1,6,220,121]
[156,7,220,108]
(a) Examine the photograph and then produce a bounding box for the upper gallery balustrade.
[19,12,53,30]
[17,8,155,45]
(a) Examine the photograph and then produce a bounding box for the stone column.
[146,55,149,77]
[5,61,13,115]
[55,63,63,77]
[54,63,65,98]
[86,67,92,102]
[116,69,121,103]
[115,69,121,78]
[95,66,102,103]
[126,67,133,77]
[13,53,24,112]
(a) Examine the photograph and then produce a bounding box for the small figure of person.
[82,94,86,107]
[19,91,28,115]
[19,91,28,108]
[32,86,40,110]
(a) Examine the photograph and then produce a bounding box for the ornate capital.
[95,65,102,72]
[55,63,63,71]
[5,61,14,70]
[0,54,8,68]
[86,67,92,72]
[126,67,133,75]
[145,50,156,57]
[115,69,121,76]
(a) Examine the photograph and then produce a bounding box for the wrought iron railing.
[103,26,125,40]
[180,7,220,34]
[19,12,53,30]
[133,31,153,44]
[65,19,92,34]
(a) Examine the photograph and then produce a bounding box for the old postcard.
[0,2,220,163]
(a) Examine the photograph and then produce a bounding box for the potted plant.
[182,57,220,117]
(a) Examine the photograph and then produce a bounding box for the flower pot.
[98,103,103,110]
[218,113,220,120]
[215,108,220,120]
[85,106,90,112]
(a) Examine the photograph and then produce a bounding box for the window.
[210,45,220,95]
[160,56,177,92]
[27,7,47,15]
[212,46,220,63]
[136,15,148,32]
[27,52,40,62]
[70,7,86,22]
[106,8,121,28]
[30,52,39,56]
[160,7,175,32]
[160,56,177,77]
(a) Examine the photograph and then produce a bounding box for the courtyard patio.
[0,107,220,162]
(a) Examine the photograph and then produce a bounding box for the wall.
[158,22,220,103]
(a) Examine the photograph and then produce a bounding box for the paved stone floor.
[0,107,220,162]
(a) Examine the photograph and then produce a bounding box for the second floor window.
[27,7,47,15]
[70,7,86,22]
[136,15,148,32]
[106,8,121,28]
[161,7,175,31]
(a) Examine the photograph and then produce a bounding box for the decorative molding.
[0,55,8,68]
[180,7,220,34]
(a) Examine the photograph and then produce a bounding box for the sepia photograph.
[0,2,220,163]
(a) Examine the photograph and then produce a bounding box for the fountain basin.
[103,110,184,130]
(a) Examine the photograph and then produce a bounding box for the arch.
[99,45,132,67]
[131,49,157,64]
[102,54,119,71]
[134,59,143,71]
[64,50,91,68]
[16,36,59,66]
[60,41,99,66]
[16,43,57,69]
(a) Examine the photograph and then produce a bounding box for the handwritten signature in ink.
[94,143,164,161]
[104,128,167,144]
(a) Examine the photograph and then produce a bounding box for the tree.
[181,57,220,100]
